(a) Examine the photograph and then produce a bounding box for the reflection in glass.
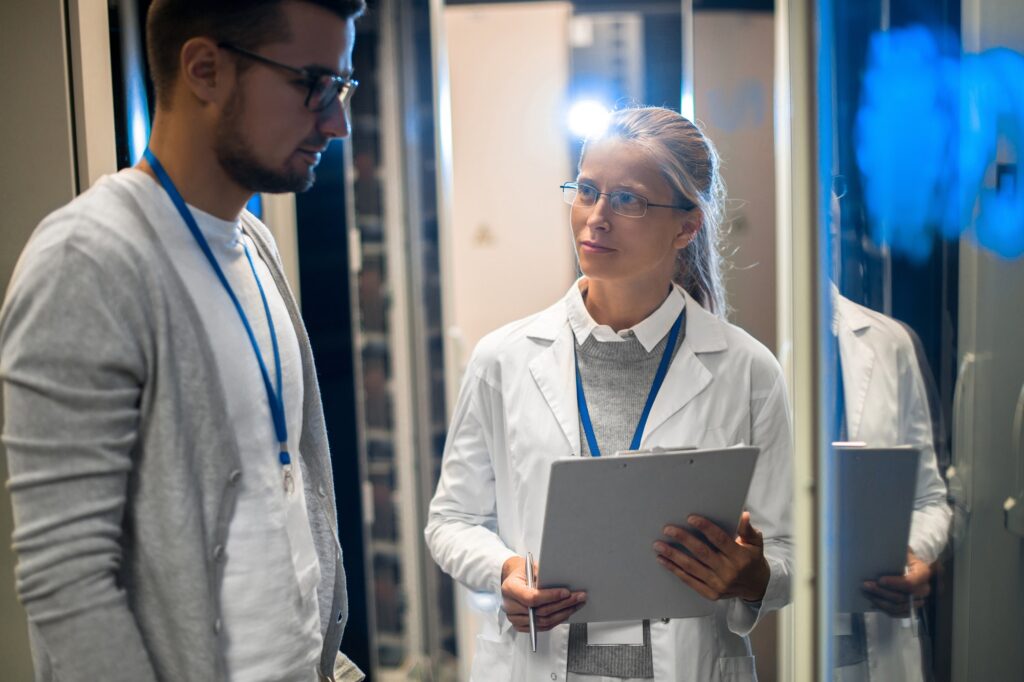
[856,26,1024,260]
[821,0,1024,680]
[829,283,951,679]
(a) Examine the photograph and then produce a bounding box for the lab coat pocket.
[717,654,757,681]
[469,634,512,681]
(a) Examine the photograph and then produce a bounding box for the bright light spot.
[681,91,694,121]
[127,70,151,165]
[130,109,149,166]
[856,25,1024,259]
[568,100,610,139]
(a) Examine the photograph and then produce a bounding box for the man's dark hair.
[146,0,366,107]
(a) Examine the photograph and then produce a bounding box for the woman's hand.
[653,511,771,603]
[500,556,587,632]
[861,550,932,617]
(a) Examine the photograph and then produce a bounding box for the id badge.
[283,456,322,600]
[587,621,645,646]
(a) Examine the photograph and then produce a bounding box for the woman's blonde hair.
[582,106,727,316]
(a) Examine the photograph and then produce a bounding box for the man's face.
[215,3,356,193]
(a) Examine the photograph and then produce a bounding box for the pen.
[526,551,537,652]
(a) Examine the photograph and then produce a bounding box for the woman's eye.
[578,186,598,202]
[617,193,641,206]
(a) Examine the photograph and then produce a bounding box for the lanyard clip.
[280,446,294,494]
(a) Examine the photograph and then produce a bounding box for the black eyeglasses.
[219,42,358,113]
[561,182,696,218]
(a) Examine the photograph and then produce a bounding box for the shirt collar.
[567,278,686,352]
[128,168,242,248]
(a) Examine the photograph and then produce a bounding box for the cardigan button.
[213,618,222,634]
[213,545,225,561]
[229,470,242,485]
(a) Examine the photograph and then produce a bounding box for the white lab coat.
[833,291,952,682]
[425,284,793,682]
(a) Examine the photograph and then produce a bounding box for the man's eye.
[578,186,599,201]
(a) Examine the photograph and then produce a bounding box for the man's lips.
[297,148,325,165]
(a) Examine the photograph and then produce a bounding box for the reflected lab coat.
[834,292,952,682]
[425,285,793,682]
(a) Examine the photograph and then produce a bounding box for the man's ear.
[178,37,233,105]
[673,210,703,250]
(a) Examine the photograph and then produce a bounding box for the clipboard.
[835,445,921,613]
[537,446,760,623]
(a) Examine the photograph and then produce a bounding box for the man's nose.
[318,99,351,140]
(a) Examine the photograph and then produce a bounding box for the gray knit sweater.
[567,325,684,679]
[1,174,359,682]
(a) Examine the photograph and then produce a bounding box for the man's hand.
[862,550,932,617]
[653,511,771,603]
[500,556,587,633]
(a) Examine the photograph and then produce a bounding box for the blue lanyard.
[575,310,685,457]
[144,149,293,490]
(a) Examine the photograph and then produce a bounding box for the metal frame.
[774,1,822,680]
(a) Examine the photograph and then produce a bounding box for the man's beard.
[214,87,320,194]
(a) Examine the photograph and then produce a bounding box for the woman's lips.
[580,240,615,253]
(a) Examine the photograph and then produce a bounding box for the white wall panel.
[443,2,575,357]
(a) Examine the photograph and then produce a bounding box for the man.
[1,1,365,680]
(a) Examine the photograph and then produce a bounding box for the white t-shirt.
[116,169,322,681]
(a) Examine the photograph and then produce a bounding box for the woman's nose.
[586,194,614,229]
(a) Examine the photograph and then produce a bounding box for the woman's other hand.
[500,556,588,632]
[861,550,932,617]
[653,511,771,603]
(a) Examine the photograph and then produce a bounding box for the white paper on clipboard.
[537,446,760,623]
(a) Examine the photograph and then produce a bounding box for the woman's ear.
[178,37,233,105]
[673,209,702,250]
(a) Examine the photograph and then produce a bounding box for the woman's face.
[571,138,697,289]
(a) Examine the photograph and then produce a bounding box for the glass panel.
[820,0,1024,679]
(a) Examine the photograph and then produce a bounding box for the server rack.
[346,2,457,679]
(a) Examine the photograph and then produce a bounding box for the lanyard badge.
[575,309,685,457]
[144,149,295,493]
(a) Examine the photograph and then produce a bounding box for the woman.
[425,107,793,681]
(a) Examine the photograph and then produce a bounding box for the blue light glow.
[126,65,151,166]
[568,100,610,139]
[855,26,1024,260]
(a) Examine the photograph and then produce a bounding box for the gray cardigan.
[1,175,360,681]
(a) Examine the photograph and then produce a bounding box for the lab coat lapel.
[835,297,875,440]
[640,291,724,443]
[641,344,713,441]
[528,322,582,456]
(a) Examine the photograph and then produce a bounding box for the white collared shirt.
[567,278,686,351]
